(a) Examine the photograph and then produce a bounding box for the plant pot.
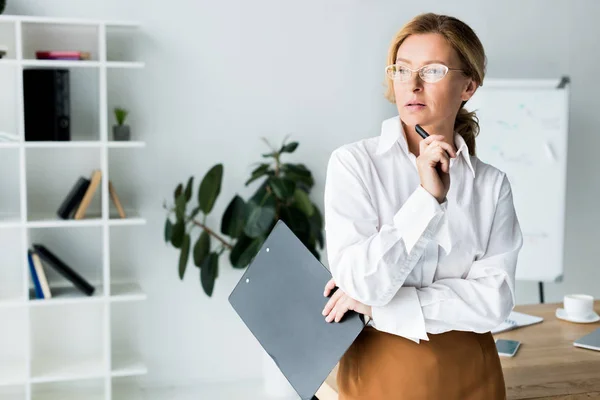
[261,350,297,398]
[113,125,130,141]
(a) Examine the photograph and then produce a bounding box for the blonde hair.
[385,13,486,156]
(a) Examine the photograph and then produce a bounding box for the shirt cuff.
[371,286,429,343]
[392,185,451,255]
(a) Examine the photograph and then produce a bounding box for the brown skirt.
[337,326,506,400]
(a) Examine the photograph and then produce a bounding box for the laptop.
[228,220,366,400]
[574,327,600,352]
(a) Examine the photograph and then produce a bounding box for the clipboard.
[228,220,366,399]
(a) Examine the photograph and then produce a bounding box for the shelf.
[0,213,21,228]
[108,217,146,226]
[0,141,19,148]
[107,141,146,148]
[29,284,103,307]
[0,15,141,27]
[24,214,146,228]
[20,60,145,69]
[28,282,146,306]
[22,60,101,68]
[24,141,102,148]
[110,283,146,302]
[27,214,104,228]
[106,61,145,69]
[111,354,147,377]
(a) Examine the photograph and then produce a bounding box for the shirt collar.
[375,116,475,178]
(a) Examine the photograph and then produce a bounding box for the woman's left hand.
[322,278,372,322]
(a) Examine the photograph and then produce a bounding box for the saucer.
[556,308,600,324]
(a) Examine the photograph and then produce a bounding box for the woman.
[321,13,523,399]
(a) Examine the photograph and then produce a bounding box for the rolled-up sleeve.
[323,147,451,307]
[372,173,523,342]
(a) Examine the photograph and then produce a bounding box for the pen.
[415,124,429,139]
[415,124,453,160]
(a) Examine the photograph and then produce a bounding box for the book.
[74,170,102,220]
[57,176,91,219]
[31,251,52,299]
[35,51,91,60]
[491,311,544,334]
[27,250,44,299]
[32,244,95,296]
[109,180,126,218]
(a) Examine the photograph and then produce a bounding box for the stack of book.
[57,169,126,219]
[35,50,92,61]
[28,244,95,299]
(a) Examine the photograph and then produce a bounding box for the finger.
[325,308,337,323]
[334,303,348,322]
[323,278,336,297]
[434,141,456,158]
[437,149,450,173]
[419,135,445,153]
[322,288,344,315]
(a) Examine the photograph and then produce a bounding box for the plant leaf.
[184,176,194,202]
[230,233,264,268]
[190,205,202,219]
[174,183,183,200]
[171,220,185,248]
[221,195,246,238]
[269,177,296,200]
[280,141,299,153]
[230,233,252,267]
[280,206,310,243]
[198,164,223,214]
[193,230,211,267]
[309,203,324,249]
[175,193,186,221]
[245,163,272,186]
[244,204,276,238]
[261,151,277,158]
[164,218,173,243]
[178,234,190,280]
[200,252,219,296]
[293,188,314,217]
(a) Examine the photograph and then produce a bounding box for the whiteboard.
[465,78,570,282]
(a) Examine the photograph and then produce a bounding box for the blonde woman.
[322,13,523,399]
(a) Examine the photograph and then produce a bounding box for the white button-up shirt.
[323,116,523,343]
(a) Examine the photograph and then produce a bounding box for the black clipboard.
[228,220,366,400]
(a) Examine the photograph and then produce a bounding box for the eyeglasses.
[385,63,464,83]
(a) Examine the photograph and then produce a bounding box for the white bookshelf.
[0,15,147,400]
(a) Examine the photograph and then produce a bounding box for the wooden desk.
[317,301,600,400]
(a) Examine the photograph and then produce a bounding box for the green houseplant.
[163,137,324,296]
[113,107,130,141]
[0,0,5,15]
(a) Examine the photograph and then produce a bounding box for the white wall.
[5,0,600,389]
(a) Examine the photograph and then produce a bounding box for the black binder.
[228,220,366,400]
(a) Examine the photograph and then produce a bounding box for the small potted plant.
[113,107,130,141]
[0,0,6,15]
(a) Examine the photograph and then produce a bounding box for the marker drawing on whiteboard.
[544,141,557,162]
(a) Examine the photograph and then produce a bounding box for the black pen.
[415,124,453,160]
[415,124,429,139]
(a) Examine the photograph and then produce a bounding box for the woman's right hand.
[416,134,456,203]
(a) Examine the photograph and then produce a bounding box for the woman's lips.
[405,103,426,112]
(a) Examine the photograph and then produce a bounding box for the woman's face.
[393,33,477,130]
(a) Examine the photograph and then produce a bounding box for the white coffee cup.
[563,294,595,319]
